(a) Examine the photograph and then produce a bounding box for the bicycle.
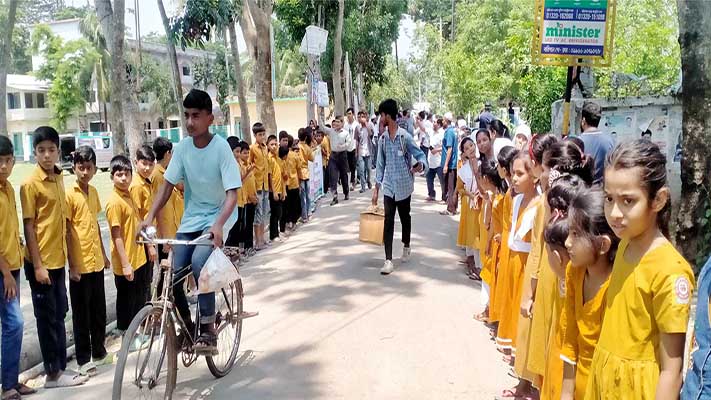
[112,231,258,399]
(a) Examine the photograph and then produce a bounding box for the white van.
[60,134,113,172]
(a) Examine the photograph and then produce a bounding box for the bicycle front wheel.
[206,280,244,378]
[112,305,177,400]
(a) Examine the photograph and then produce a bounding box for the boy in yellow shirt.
[267,135,287,242]
[130,145,157,263]
[66,146,113,377]
[284,135,302,231]
[297,129,315,222]
[226,139,257,255]
[0,136,33,398]
[249,123,270,250]
[314,129,330,193]
[105,155,149,337]
[21,127,87,388]
[151,137,184,255]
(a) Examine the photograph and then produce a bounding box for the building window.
[22,93,47,109]
[25,93,34,108]
[7,93,20,109]
[182,65,191,76]
[36,93,45,108]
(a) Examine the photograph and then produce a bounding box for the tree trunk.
[0,0,19,137]
[332,0,345,116]
[241,0,276,135]
[675,0,711,268]
[157,0,186,128]
[95,0,127,155]
[228,21,251,142]
[357,69,366,111]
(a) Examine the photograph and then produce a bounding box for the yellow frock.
[480,193,502,286]
[540,265,567,400]
[513,196,545,387]
[493,190,514,343]
[584,240,695,400]
[496,194,536,350]
[456,177,480,249]
[485,193,505,321]
[560,264,610,400]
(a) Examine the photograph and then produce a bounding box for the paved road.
[28,179,516,399]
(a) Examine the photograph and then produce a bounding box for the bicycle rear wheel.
[112,305,177,400]
[206,280,244,378]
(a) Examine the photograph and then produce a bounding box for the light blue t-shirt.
[441,127,458,169]
[164,134,242,233]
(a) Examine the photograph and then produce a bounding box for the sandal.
[473,309,489,323]
[44,372,89,388]
[15,383,36,396]
[194,332,218,356]
[1,389,21,400]
[78,361,98,377]
[494,388,520,399]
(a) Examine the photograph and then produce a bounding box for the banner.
[309,147,324,202]
[532,0,616,67]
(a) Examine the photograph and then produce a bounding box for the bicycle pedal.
[238,311,259,320]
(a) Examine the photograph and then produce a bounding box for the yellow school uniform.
[269,153,286,196]
[20,165,68,269]
[129,174,153,220]
[299,142,314,180]
[527,200,556,379]
[478,196,491,283]
[514,195,544,387]
[483,193,504,314]
[496,194,537,349]
[286,151,300,190]
[105,187,147,275]
[151,164,184,239]
[66,182,104,273]
[456,176,480,249]
[561,264,610,400]
[249,143,269,192]
[584,240,694,400]
[491,190,513,325]
[541,266,568,400]
[0,180,23,270]
[321,136,331,167]
[239,159,257,205]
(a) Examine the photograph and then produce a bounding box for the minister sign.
[532,0,616,67]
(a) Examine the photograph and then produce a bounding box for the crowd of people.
[1,87,710,400]
[428,99,710,400]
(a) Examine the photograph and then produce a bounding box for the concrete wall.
[228,97,312,143]
[551,96,682,199]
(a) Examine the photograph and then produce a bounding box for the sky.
[66,0,415,61]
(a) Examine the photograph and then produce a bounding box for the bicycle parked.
[112,231,258,399]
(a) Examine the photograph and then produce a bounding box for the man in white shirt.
[322,116,352,205]
[344,108,358,191]
[355,110,374,193]
[426,118,445,202]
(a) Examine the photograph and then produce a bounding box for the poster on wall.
[309,147,324,202]
[532,0,617,67]
[599,111,636,143]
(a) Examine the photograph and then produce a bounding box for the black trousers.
[323,166,330,194]
[347,150,357,185]
[229,203,256,249]
[225,206,243,247]
[114,262,150,331]
[24,261,68,375]
[329,151,350,196]
[383,195,412,261]
[69,270,107,366]
[444,168,459,213]
[269,193,284,240]
[285,188,301,225]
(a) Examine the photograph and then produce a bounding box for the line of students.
[457,126,699,399]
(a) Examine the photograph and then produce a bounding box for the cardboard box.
[359,207,385,245]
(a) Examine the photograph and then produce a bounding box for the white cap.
[457,119,467,128]
[514,124,532,141]
[444,112,453,121]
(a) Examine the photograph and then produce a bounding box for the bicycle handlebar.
[138,228,214,246]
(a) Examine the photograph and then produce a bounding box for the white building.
[5,74,80,161]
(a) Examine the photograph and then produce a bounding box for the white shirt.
[323,126,352,153]
[428,129,444,169]
[357,124,371,157]
[344,119,357,152]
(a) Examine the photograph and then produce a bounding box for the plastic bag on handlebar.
[197,248,241,294]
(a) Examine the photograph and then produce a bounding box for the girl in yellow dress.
[456,137,481,278]
[560,187,620,400]
[475,159,506,324]
[586,139,694,399]
[492,146,519,350]
[497,153,539,399]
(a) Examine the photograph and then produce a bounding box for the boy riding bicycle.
[140,89,241,355]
